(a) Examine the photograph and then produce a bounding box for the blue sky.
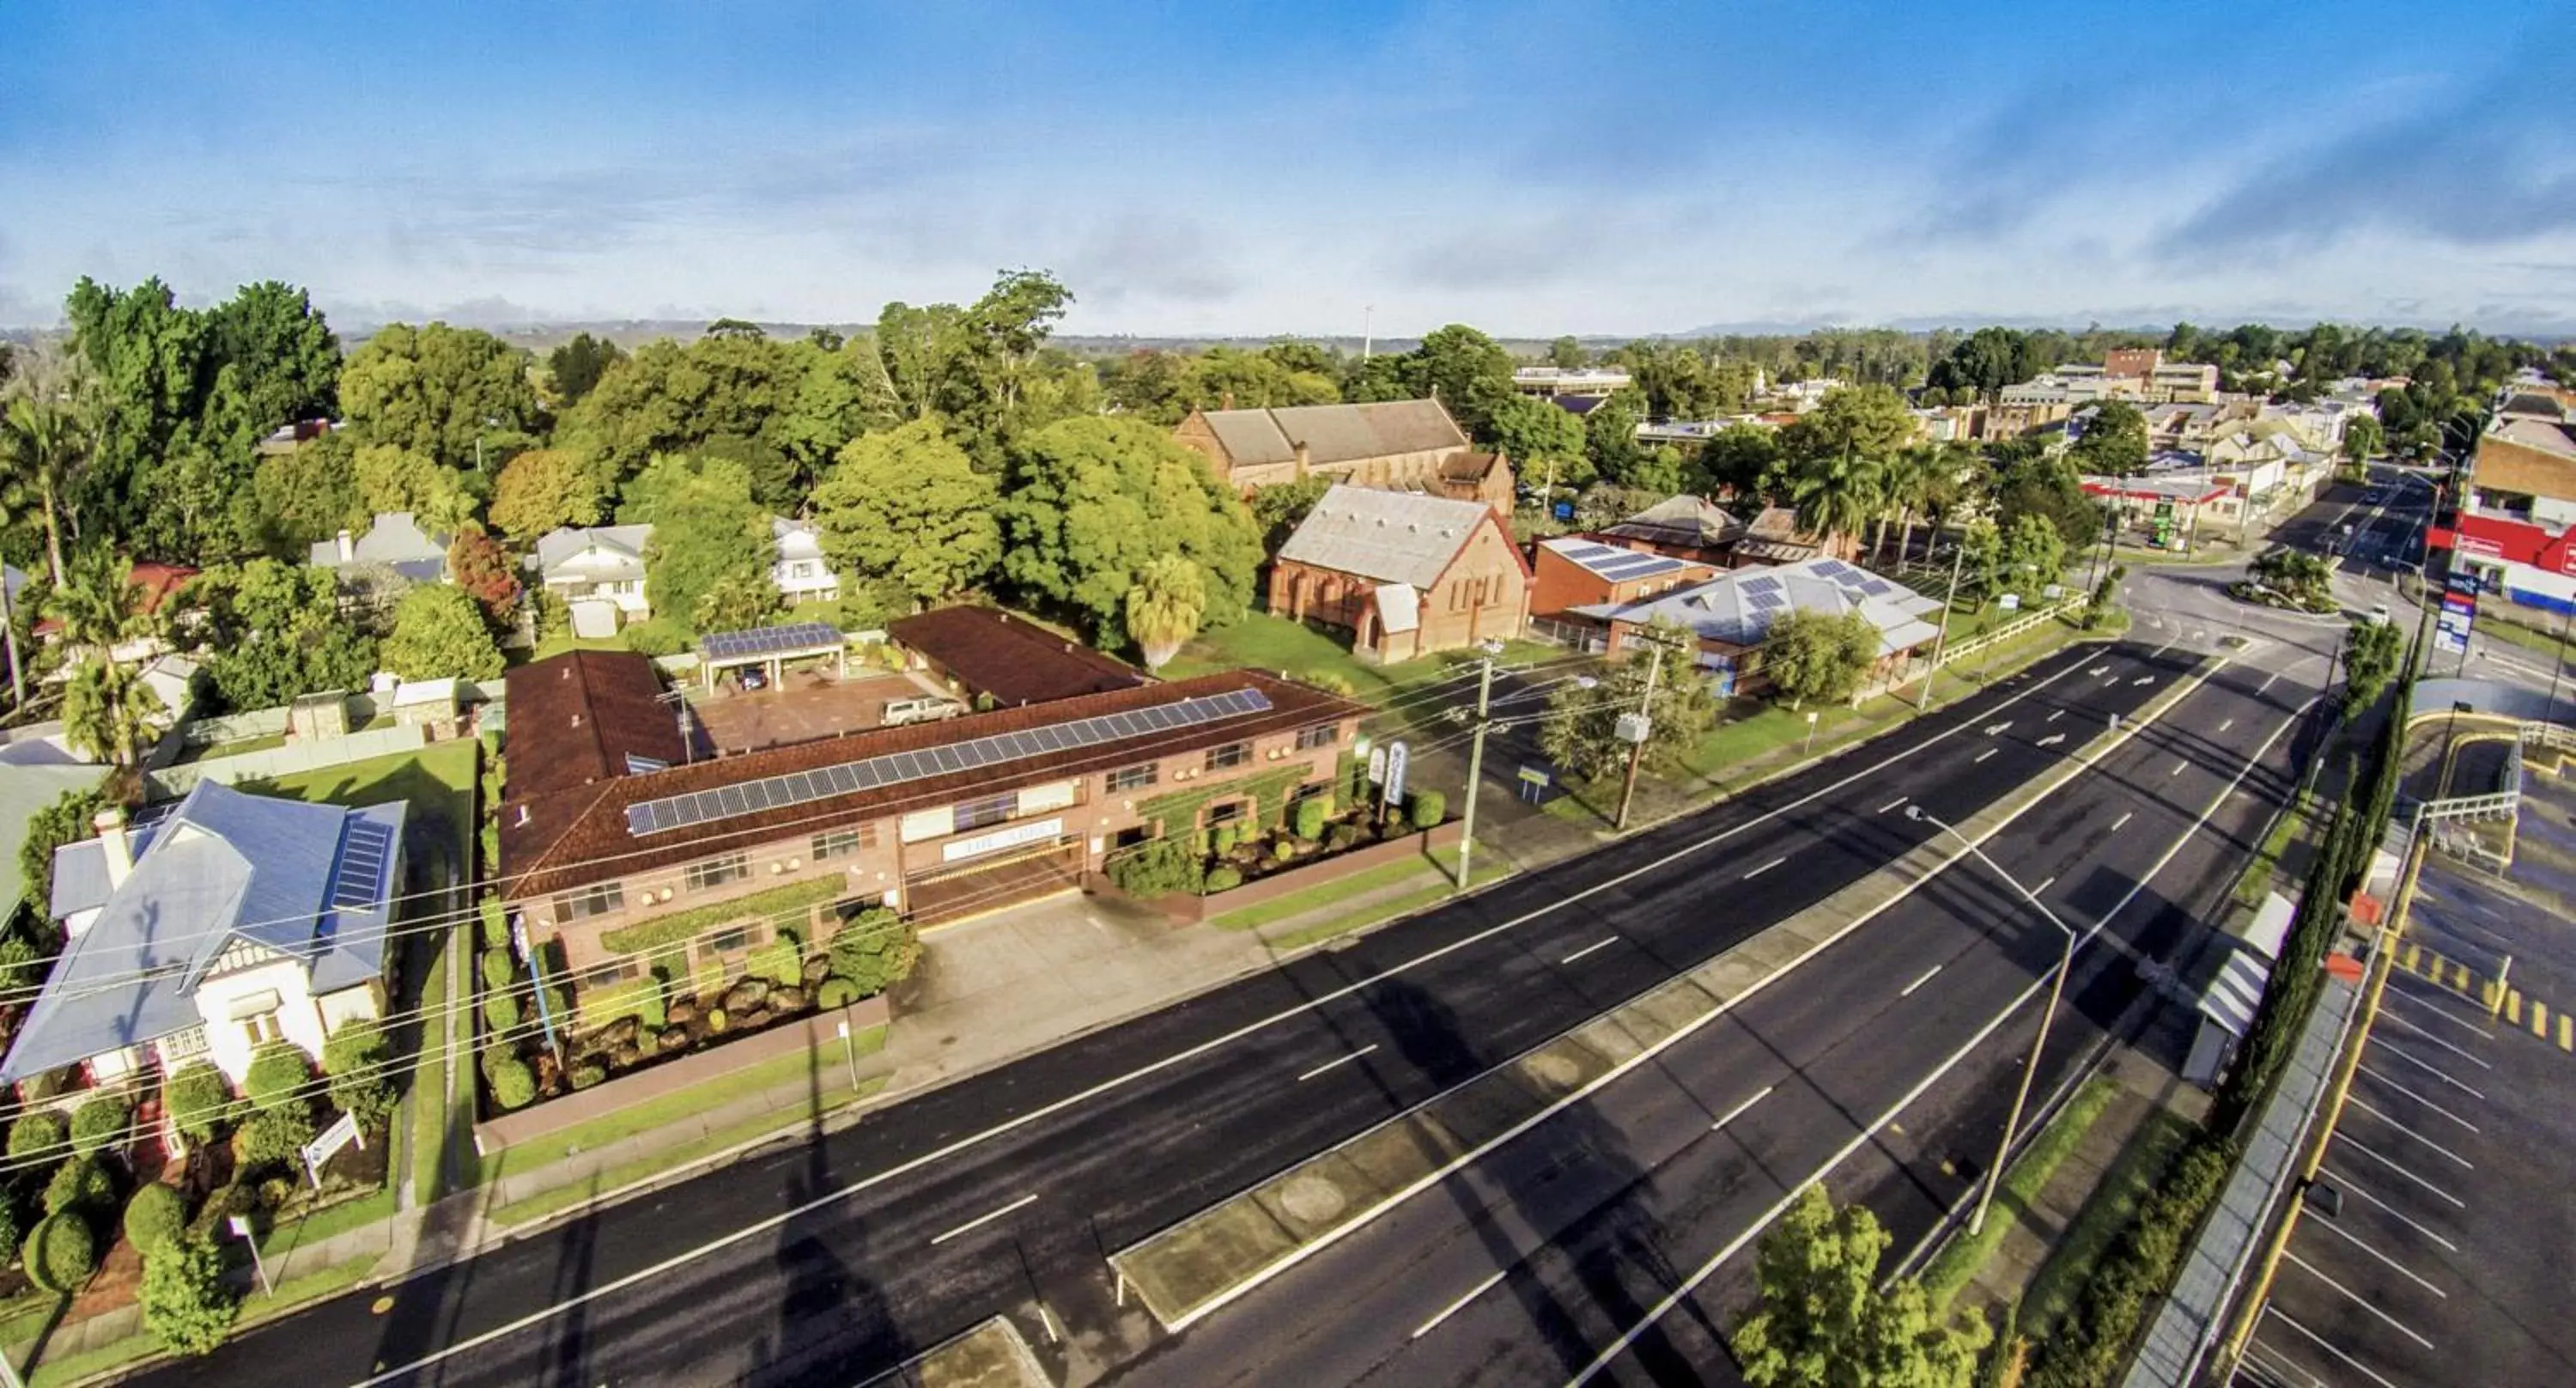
[4,1,2573,337]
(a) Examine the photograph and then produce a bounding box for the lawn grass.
[256,1185,398,1262]
[1162,612,1562,717]
[2020,1104,2199,1338]
[2234,788,2316,909]
[1206,851,1457,932]
[2474,608,2576,667]
[1921,1078,2118,1310]
[487,1074,890,1229]
[520,630,632,665]
[478,1025,889,1185]
[22,1256,386,1386]
[1262,861,1511,951]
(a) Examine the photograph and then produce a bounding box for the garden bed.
[1095,821,1465,925]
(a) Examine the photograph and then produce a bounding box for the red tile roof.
[889,606,1150,707]
[500,651,690,801]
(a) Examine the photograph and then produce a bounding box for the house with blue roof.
[5,782,407,1098]
[1580,556,1947,699]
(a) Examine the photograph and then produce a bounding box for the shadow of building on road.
[744,1040,910,1387]
[537,1177,601,1388]
[368,1185,488,1386]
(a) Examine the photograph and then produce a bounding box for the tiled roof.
[890,606,1150,707]
[1602,495,1747,550]
[501,651,690,801]
[1195,399,1468,468]
[497,669,1365,900]
[1276,484,1494,589]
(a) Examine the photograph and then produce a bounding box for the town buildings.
[1511,366,1631,399]
[1528,538,1717,649]
[1174,399,1483,495]
[1267,484,1530,661]
[769,517,841,605]
[889,606,1150,707]
[532,524,655,635]
[309,512,451,584]
[1579,557,1944,697]
[2429,389,2576,612]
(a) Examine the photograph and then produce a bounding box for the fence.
[144,722,431,800]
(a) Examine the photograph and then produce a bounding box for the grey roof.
[533,524,656,581]
[1602,495,1747,550]
[0,764,109,923]
[309,512,450,581]
[3,782,406,1082]
[1540,537,1698,584]
[1580,557,1944,655]
[1198,399,1468,468]
[1276,484,1494,589]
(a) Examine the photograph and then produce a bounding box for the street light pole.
[1908,804,2076,1238]
[1613,643,1664,831]
[1454,656,1494,891]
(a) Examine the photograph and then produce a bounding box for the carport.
[696,620,848,691]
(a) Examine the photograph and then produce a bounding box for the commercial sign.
[1382,740,1410,807]
[1366,746,1388,784]
[2435,590,2476,656]
[301,1111,363,1188]
[940,816,1065,864]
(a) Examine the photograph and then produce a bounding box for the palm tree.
[63,657,164,768]
[47,549,142,654]
[0,484,29,709]
[1888,444,1971,566]
[1123,555,1206,671]
[1790,451,1881,560]
[1,396,83,587]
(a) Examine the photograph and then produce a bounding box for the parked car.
[881,695,965,727]
[2368,600,2391,625]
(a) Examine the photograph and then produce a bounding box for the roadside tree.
[1733,1185,1989,1388]
[1761,609,1879,710]
[1538,618,1714,783]
[999,417,1262,644]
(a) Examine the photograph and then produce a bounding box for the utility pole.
[1917,541,1968,714]
[1613,643,1664,831]
[1453,657,1495,891]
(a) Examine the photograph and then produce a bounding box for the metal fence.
[144,722,432,800]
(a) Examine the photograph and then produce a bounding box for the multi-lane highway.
[128,631,2318,1388]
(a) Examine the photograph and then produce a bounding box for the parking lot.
[684,668,951,753]
[2239,802,2576,1387]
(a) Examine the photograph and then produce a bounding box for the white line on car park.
[2370,1038,2487,1099]
[2264,1307,2408,1388]
[2319,1168,2460,1251]
[1976,748,1999,764]
[1876,796,1907,814]
[1411,1268,1510,1341]
[1711,1086,1774,1131]
[2344,1095,2476,1168]
[2111,812,2134,831]
[2311,1216,2448,1299]
[1297,1045,1379,1083]
[2383,985,2494,1039]
[2284,1251,2437,1348]
[2378,1013,2493,1068]
[2354,1063,2481,1133]
[2333,1133,2467,1208]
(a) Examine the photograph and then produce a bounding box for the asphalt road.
[1115,642,2325,1387]
[132,642,2208,1388]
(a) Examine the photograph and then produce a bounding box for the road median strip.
[1107,654,2221,1333]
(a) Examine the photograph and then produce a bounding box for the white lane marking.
[353,647,2140,1385]
[2382,985,2494,1040]
[2111,811,2134,831]
[2037,733,2066,748]
[2320,1166,2461,1251]
[2264,1306,2408,1388]
[2219,717,2235,733]
[2332,1133,2467,1208]
[2046,709,2065,723]
[2170,759,2188,778]
[1711,1085,1775,1131]
[2369,1038,2487,1099]
[1411,1267,1510,1341]
[2345,1095,2475,1169]
[1975,748,2000,764]
[2088,664,2110,677]
[2354,1063,2480,1133]
[2134,674,2157,686]
[1876,796,1908,814]
[1297,1044,1380,1083]
[1900,964,1944,997]
[2309,1215,2448,1299]
[2283,1251,2437,1348]
[2260,671,2281,694]
[2377,1012,2493,1068]
[1984,720,2013,736]
[928,1193,1038,1246]
[1560,937,1620,965]
[1743,856,1788,880]
[2033,876,2056,895]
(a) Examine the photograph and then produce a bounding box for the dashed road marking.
[929,1194,1039,1246]
[1297,1044,1380,1083]
[1744,856,1788,880]
[1560,937,1620,965]
[1900,964,1943,997]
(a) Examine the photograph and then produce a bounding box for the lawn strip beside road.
[1206,852,1471,933]
[2024,1104,2198,1336]
[1919,1076,2118,1309]
[1260,861,1514,952]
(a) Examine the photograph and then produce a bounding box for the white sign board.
[301,1110,363,1187]
[941,816,1065,864]
[1367,746,1388,784]
[1999,593,2021,612]
[1383,741,1410,807]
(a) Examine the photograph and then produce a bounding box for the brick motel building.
[497,651,1365,1001]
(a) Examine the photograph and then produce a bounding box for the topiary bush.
[1292,796,1331,843]
[244,1042,309,1112]
[0,1201,18,1268]
[8,1111,69,1165]
[706,1008,729,1033]
[43,1157,116,1217]
[123,1183,188,1257]
[1210,822,1241,856]
[487,1058,536,1111]
[816,977,860,1009]
[163,1062,236,1146]
[235,1107,316,1171]
[484,991,523,1034]
[825,907,922,998]
[25,1210,97,1294]
[1104,837,1204,899]
[478,897,509,952]
[482,947,517,992]
[568,1062,606,1091]
[69,1093,131,1156]
[1406,789,1446,831]
[322,1017,398,1130]
[1203,864,1242,893]
[139,1234,239,1356]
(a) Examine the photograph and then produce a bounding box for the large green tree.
[1990,447,2101,550]
[1485,393,1588,488]
[3,396,86,584]
[998,417,1262,644]
[64,657,167,766]
[1732,1186,1989,1388]
[1761,608,1879,709]
[811,418,999,605]
[1779,385,1915,465]
[488,446,613,540]
[619,455,773,636]
[203,281,341,429]
[382,583,504,681]
[246,441,363,554]
[2069,399,2149,478]
[1124,555,1206,670]
[1538,618,1715,782]
[546,332,626,405]
[352,442,481,534]
[1790,452,1883,556]
[869,270,1077,466]
[181,560,378,709]
[337,322,544,472]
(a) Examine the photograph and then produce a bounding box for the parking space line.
[2344,1095,2475,1169]
[1976,748,1999,764]
[2378,1012,2492,1068]
[2111,811,2134,831]
[1412,1267,1510,1341]
[2170,759,2187,778]
[2560,1014,2572,1052]
[2531,1000,2551,1040]
[2322,1166,2461,1251]
[2307,1216,2447,1299]
[2384,983,2494,1039]
[2506,989,2523,1026]
[2034,875,2056,894]
[2265,1306,2409,1388]
[2333,1133,2468,1208]
[1710,1085,1774,1131]
[2241,1335,2336,1388]
[2369,1036,2488,1099]
[2354,1063,2481,1134]
[2284,1251,2437,1348]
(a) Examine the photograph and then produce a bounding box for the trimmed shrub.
[164,1062,235,1145]
[235,1107,315,1170]
[825,908,922,997]
[816,977,860,1009]
[25,1211,97,1294]
[0,1201,18,1267]
[479,1044,516,1081]
[488,1058,537,1111]
[568,1063,606,1091]
[1104,837,1204,899]
[1406,789,1446,831]
[482,947,518,991]
[1203,864,1242,892]
[8,1111,69,1164]
[139,1235,239,1356]
[43,1157,115,1216]
[123,1183,188,1256]
[70,1093,132,1156]
[707,1008,730,1033]
[1292,796,1331,842]
[322,1018,398,1130]
[485,990,523,1034]
[1210,822,1241,856]
[478,897,509,952]
[244,1042,309,1112]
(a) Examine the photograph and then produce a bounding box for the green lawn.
[2021,1105,2200,1338]
[2235,788,2317,909]
[1922,1079,2118,1309]
[21,1256,386,1387]
[520,630,632,665]
[1263,861,1511,951]
[2475,608,2576,667]
[1162,612,1564,715]
[256,1185,398,1262]
[1206,850,1458,931]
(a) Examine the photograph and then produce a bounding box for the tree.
[337,323,544,472]
[547,332,626,405]
[1538,618,1715,783]
[868,271,1076,464]
[2,396,82,585]
[138,1236,239,1356]
[23,1210,96,1294]
[811,418,1000,605]
[122,1184,187,1257]
[1762,609,1878,709]
[353,443,480,534]
[1779,385,1914,465]
[1548,336,1588,370]
[621,455,773,636]
[64,657,165,766]
[826,907,922,996]
[1701,424,1787,502]
[2342,415,2385,464]
[321,1017,398,1130]
[1248,475,1331,553]
[1485,393,1589,490]
[203,280,341,429]
[693,571,781,635]
[1124,556,1206,670]
[20,785,106,916]
[183,559,378,709]
[1583,391,1652,489]
[999,417,1263,644]
[1790,451,1883,556]
[1926,326,2038,399]
[162,1062,234,1145]
[2069,399,2149,478]
[1990,447,2102,550]
[447,530,522,630]
[47,547,145,652]
[1732,1185,1989,1388]
[1997,513,2066,597]
[245,1040,311,1111]
[489,447,612,539]
[1410,325,1517,437]
[2341,618,2403,720]
[247,440,363,552]
[384,584,504,681]
[1886,444,1967,563]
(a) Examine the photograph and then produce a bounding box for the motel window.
[1206,800,1245,826]
[811,827,871,861]
[953,793,1018,833]
[1295,723,1338,751]
[1204,741,1250,772]
[555,882,625,921]
[585,959,644,989]
[699,922,768,961]
[1107,763,1157,792]
[1111,825,1152,850]
[684,854,751,892]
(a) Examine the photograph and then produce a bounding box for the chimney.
[94,807,133,890]
[336,528,356,563]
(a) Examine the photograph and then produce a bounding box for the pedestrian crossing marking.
[2398,948,2575,1052]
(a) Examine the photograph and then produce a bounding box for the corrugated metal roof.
[1276,484,1492,588]
[1194,400,1467,468]
[1595,557,1944,655]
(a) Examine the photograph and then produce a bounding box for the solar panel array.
[330,819,397,908]
[1552,539,1689,583]
[1809,560,1856,581]
[698,621,847,661]
[1747,590,1788,611]
[1740,575,1783,595]
[623,688,1274,837]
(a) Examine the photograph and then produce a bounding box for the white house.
[770,517,841,604]
[532,524,655,636]
[8,782,407,1094]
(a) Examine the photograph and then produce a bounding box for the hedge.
[482,947,518,992]
[244,1042,309,1111]
[25,1211,97,1294]
[598,877,848,955]
[816,977,860,1009]
[8,1111,68,1163]
[2026,1135,2236,1387]
[488,1058,537,1111]
[43,1157,115,1217]
[164,1062,235,1144]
